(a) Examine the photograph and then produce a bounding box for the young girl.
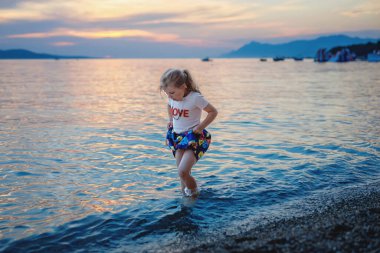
[160,68,218,197]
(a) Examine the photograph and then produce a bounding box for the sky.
[1,0,379,58]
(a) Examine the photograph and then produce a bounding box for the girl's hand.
[192,126,203,135]
[167,121,173,129]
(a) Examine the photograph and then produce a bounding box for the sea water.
[0,59,379,252]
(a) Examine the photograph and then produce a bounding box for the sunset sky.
[1,0,379,58]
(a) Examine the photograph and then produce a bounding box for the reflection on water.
[0,59,379,252]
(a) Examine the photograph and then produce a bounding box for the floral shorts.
[166,127,211,161]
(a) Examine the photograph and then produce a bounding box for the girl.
[160,68,218,197]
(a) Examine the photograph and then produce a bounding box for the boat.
[260,58,267,62]
[367,51,380,62]
[329,48,356,62]
[273,57,285,61]
[315,47,355,62]
[293,57,304,61]
[315,48,330,62]
[201,57,211,62]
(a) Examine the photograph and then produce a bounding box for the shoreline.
[186,182,380,253]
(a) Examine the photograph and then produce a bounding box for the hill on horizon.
[222,35,380,58]
[2,35,379,59]
[0,49,92,59]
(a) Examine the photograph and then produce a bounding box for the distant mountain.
[222,35,379,58]
[0,49,92,59]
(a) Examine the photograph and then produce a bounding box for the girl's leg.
[175,149,186,192]
[177,149,197,192]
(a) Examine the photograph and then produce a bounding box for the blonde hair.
[160,68,200,93]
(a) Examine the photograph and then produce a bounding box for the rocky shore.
[187,182,380,253]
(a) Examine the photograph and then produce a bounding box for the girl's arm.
[167,104,173,129]
[193,103,218,134]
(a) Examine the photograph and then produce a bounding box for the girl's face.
[164,83,187,101]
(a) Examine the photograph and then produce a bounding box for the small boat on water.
[367,51,380,62]
[315,47,355,62]
[201,57,211,62]
[315,48,330,62]
[273,57,285,62]
[293,57,304,61]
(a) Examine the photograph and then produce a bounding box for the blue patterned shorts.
[166,127,211,161]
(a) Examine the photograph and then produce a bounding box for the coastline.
[185,182,380,253]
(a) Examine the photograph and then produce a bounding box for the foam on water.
[0,59,379,252]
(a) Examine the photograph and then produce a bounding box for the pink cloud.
[51,41,76,46]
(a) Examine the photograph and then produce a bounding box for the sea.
[0,59,379,252]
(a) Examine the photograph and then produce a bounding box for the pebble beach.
[187,181,380,253]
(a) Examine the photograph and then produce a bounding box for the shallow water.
[0,59,379,252]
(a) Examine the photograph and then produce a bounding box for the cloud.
[0,0,258,26]
[1,0,379,54]
[0,1,116,23]
[0,0,185,24]
[340,1,380,17]
[7,28,178,41]
[51,41,76,46]
[6,27,211,47]
[269,0,306,12]
[0,7,47,23]
[0,0,306,47]
[0,0,259,49]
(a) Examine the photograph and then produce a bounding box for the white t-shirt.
[169,91,209,133]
